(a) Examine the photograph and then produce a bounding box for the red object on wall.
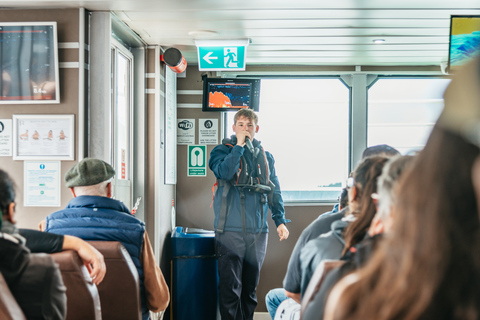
[121,149,126,179]
[160,48,187,73]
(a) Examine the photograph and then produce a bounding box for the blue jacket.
[44,196,149,319]
[209,136,289,233]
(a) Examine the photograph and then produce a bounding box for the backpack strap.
[216,179,231,233]
[248,193,266,248]
[239,188,247,236]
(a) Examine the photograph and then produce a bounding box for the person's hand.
[38,220,46,231]
[277,224,289,241]
[236,130,251,147]
[63,236,106,285]
[472,156,480,211]
[76,242,106,285]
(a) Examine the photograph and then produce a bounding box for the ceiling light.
[373,39,386,44]
[194,39,250,47]
[188,30,218,37]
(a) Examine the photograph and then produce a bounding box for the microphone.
[245,137,255,154]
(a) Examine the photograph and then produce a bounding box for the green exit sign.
[197,46,246,71]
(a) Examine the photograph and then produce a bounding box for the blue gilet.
[44,196,149,319]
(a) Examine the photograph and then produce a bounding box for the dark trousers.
[215,231,268,320]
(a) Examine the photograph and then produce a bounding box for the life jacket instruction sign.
[188,145,207,177]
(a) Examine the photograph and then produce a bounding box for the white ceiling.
[2,0,480,67]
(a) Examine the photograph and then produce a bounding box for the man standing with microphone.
[209,108,290,320]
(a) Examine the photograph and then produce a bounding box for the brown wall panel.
[179,67,205,90]
[146,93,156,239]
[59,48,79,63]
[0,9,81,230]
[0,9,80,42]
[258,205,333,311]
[147,78,155,89]
[176,65,334,312]
[177,95,203,104]
[147,48,156,73]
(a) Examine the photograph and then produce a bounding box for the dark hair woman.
[298,156,388,295]
[325,60,480,320]
[0,169,15,227]
[341,156,389,256]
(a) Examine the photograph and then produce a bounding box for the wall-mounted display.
[202,77,261,112]
[448,15,480,73]
[13,114,74,160]
[0,22,60,104]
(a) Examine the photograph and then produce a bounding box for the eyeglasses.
[346,177,355,189]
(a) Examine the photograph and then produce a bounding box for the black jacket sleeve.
[19,229,64,253]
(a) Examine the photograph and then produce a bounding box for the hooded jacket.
[299,217,353,296]
[0,232,66,319]
[209,136,288,233]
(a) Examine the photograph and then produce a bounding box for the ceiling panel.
[120,18,451,29]
[121,9,480,21]
[1,0,480,67]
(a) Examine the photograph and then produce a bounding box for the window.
[111,40,133,207]
[113,51,132,180]
[368,78,451,154]
[226,78,350,202]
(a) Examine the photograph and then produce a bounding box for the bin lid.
[185,227,214,234]
[172,226,215,238]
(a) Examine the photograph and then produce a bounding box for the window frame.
[223,76,351,205]
[366,75,451,155]
[110,38,134,207]
[219,73,450,205]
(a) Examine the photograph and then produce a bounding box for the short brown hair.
[234,109,258,125]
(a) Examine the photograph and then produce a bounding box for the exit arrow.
[203,52,218,64]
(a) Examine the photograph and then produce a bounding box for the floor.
[254,312,271,320]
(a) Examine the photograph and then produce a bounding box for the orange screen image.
[208,91,249,109]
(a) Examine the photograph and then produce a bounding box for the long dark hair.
[0,169,15,218]
[342,156,388,255]
[332,126,480,320]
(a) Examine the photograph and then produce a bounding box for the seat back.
[50,250,102,320]
[301,259,346,315]
[0,272,26,320]
[88,241,142,320]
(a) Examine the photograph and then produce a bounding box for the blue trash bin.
[172,226,218,320]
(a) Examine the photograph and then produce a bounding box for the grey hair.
[376,155,415,221]
[73,179,111,197]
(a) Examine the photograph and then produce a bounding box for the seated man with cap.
[42,158,170,320]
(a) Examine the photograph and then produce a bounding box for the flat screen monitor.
[202,78,260,112]
[0,22,60,104]
[448,15,480,73]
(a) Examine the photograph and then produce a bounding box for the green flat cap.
[65,158,115,188]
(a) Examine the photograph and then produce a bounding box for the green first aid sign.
[197,46,246,71]
[188,145,207,177]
